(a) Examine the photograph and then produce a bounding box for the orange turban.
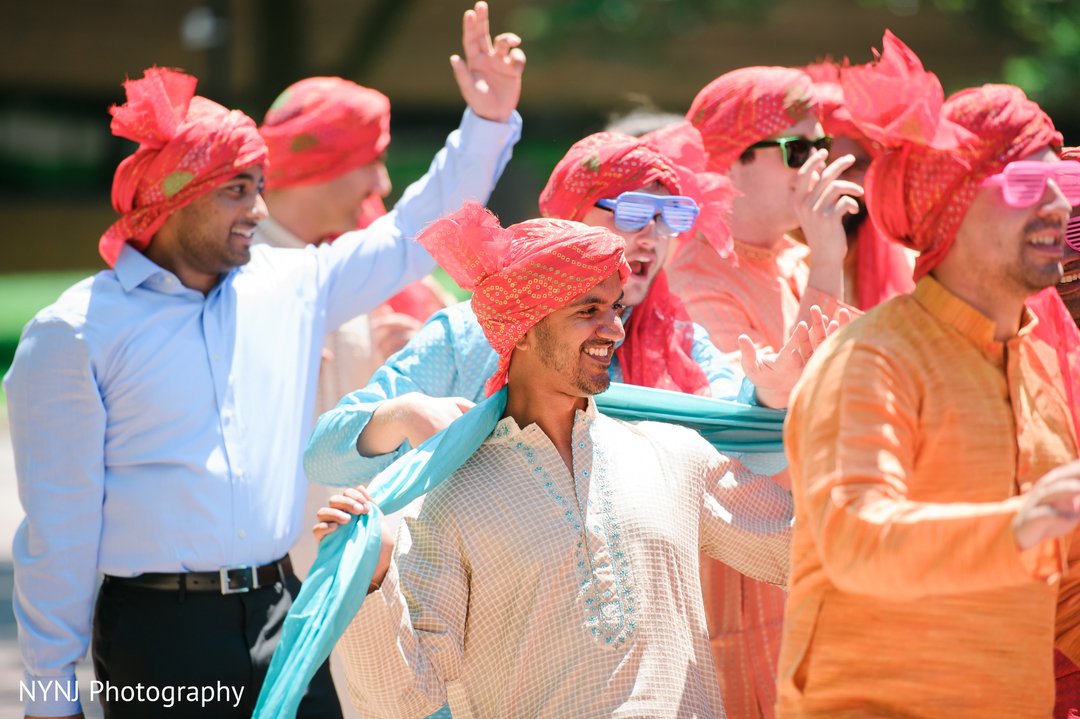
[842,31,1061,278]
[417,202,629,396]
[687,66,816,174]
[100,67,267,267]
[259,77,390,191]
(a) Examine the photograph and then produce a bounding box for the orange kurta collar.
[913,275,1038,366]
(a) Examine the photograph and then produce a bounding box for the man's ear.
[515,330,531,352]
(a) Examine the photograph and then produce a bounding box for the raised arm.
[315,1,525,330]
[5,318,105,719]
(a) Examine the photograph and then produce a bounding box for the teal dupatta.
[252,383,785,717]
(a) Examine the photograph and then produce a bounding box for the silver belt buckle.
[219,565,260,595]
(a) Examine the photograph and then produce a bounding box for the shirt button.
[235,469,246,479]
[238,530,246,539]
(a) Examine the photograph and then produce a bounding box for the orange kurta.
[780,276,1076,718]
[667,233,848,719]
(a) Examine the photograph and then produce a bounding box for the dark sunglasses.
[747,135,833,169]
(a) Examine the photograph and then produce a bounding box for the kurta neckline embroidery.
[489,404,638,648]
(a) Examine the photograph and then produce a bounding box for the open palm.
[450,2,526,123]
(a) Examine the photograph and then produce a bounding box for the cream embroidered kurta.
[339,400,793,719]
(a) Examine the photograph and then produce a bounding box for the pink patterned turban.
[259,77,391,191]
[417,202,629,395]
[842,31,1061,278]
[100,67,267,267]
[687,66,816,174]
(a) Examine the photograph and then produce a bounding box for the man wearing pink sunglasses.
[779,32,1080,717]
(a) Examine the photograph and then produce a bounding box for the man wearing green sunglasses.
[669,66,862,362]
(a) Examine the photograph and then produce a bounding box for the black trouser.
[92,572,342,719]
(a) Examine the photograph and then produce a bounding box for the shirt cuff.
[22,670,81,716]
[459,108,523,149]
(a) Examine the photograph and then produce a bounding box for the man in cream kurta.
[321,205,793,718]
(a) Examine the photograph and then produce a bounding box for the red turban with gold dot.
[842,31,1061,278]
[259,77,390,191]
[100,67,267,267]
[418,202,629,396]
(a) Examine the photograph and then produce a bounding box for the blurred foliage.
[859,0,1080,108]
[508,0,781,59]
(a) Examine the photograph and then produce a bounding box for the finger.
[493,32,521,57]
[461,9,480,63]
[507,47,527,72]
[449,54,474,99]
[316,507,353,525]
[794,150,827,196]
[313,522,337,541]
[790,321,812,361]
[737,334,760,376]
[818,154,857,184]
[344,487,373,507]
[475,1,493,55]
[329,494,366,514]
[810,181,865,214]
[836,307,853,327]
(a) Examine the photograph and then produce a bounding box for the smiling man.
[315,203,793,718]
[2,5,524,718]
[779,33,1080,717]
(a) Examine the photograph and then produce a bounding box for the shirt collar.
[489,396,599,445]
[913,274,1038,357]
[114,243,165,292]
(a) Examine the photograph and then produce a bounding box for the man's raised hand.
[450,2,526,123]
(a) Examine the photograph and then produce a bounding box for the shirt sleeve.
[787,339,1063,601]
[689,322,746,402]
[316,109,522,332]
[304,310,464,487]
[696,436,795,587]
[337,501,469,719]
[4,318,107,717]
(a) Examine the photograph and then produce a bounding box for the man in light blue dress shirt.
[3,4,524,717]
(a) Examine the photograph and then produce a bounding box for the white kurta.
[340,399,793,718]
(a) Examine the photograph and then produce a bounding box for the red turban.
[842,31,1061,278]
[538,132,716,395]
[259,77,391,191]
[687,66,816,174]
[100,67,267,267]
[418,202,629,396]
[538,132,682,221]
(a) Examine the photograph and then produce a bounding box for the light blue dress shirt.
[303,300,758,489]
[3,109,521,717]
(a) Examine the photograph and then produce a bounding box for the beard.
[533,321,611,397]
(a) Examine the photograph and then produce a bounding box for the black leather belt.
[104,555,293,595]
